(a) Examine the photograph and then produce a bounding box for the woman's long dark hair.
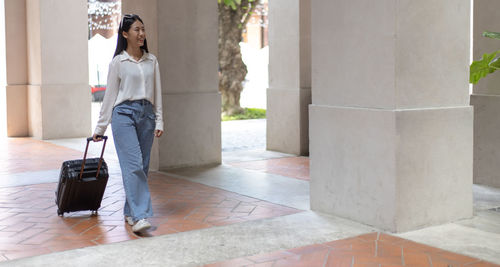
[113,14,149,57]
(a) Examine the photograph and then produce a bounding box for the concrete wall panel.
[41,84,91,139]
[395,0,470,108]
[471,95,500,187]
[4,0,27,85]
[158,0,218,94]
[310,0,473,232]
[6,85,28,136]
[40,0,88,85]
[267,88,310,155]
[27,85,42,137]
[160,92,221,169]
[395,107,473,232]
[156,0,220,168]
[267,0,311,155]
[311,0,396,109]
[310,105,398,231]
[26,0,41,85]
[268,0,300,90]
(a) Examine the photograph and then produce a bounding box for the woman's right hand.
[92,134,103,142]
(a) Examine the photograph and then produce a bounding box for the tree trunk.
[218,1,256,115]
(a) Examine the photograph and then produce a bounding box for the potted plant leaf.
[470,31,500,84]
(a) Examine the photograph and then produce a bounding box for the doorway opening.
[221,0,269,161]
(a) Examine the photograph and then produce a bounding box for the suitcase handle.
[79,136,108,180]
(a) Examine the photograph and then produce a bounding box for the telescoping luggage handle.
[79,136,108,180]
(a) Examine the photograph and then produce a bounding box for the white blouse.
[94,50,164,136]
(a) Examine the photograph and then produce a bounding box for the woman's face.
[123,20,146,49]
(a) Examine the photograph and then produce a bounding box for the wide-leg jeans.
[111,99,155,221]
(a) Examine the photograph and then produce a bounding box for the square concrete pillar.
[25,0,91,139]
[267,0,311,155]
[310,0,472,232]
[3,0,28,137]
[157,0,221,169]
[471,0,500,188]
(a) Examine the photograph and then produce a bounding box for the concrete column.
[121,0,158,56]
[267,0,311,155]
[122,0,160,171]
[310,0,472,232]
[3,0,28,137]
[157,0,221,169]
[25,0,90,139]
[470,0,500,188]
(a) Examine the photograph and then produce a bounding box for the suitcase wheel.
[57,209,63,216]
[91,210,98,216]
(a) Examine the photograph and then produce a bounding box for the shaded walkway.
[0,138,298,261]
[0,137,499,266]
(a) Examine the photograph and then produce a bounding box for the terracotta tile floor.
[0,138,498,266]
[205,232,500,267]
[0,138,300,261]
[229,157,310,181]
[0,138,84,175]
[0,173,300,261]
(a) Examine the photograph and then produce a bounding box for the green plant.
[218,0,255,11]
[222,108,266,121]
[470,31,500,84]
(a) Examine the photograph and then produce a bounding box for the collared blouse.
[94,50,163,136]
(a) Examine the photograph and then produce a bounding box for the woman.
[93,14,163,233]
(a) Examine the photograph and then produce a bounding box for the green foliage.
[218,0,255,10]
[470,50,500,84]
[470,31,500,84]
[222,108,266,121]
[490,57,500,70]
[483,31,500,40]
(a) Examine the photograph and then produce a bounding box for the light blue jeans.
[111,99,155,221]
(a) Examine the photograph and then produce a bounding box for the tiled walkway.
[0,137,498,266]
[205,233,499,267]
[0,138,299,261]
[229,157,310,181]
[0,138,83,174]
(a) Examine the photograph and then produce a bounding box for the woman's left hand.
[155,130,163,137]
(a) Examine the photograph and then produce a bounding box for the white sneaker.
[125,216,134,226]
[132,219,151,233]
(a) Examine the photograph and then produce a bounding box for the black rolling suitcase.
[55,136,109,216]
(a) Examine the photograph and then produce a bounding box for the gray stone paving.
[222,119,266,152]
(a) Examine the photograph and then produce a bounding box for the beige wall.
[25,0,91,139]
[4,0,28,136]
